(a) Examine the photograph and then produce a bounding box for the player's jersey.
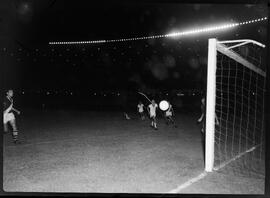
[3,96,13,113]
[166,104,173,116]
[137,104,144,113]
[148,103,158,117]
[3,96,14,124]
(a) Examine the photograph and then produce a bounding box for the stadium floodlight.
[48,17,267,45]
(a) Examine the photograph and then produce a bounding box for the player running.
[165,101,177,127]
[3,89,21,144]
[137,101,145,120]
[147,99,158,130]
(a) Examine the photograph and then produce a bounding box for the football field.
[3,109,264,193]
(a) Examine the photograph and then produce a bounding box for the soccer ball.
[159,100,169,111]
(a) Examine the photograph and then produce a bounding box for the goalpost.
[205,38,266,178]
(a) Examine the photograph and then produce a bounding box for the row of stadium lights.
[49,17,267,45]
[21,91,257,96]
[20,91,122,96]
[20,91,201,96]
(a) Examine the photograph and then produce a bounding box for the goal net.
[205,38,266,179]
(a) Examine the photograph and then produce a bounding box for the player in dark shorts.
[3,89,21,144]
[165,101,177,127]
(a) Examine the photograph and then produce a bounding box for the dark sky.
[0,0,268,91]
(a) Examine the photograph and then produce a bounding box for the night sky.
[0,0,268,92]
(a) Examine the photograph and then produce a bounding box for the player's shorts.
[3,112,15,124]
[166,111,172,117]
[150,114,156,118]
[139,110,144,113]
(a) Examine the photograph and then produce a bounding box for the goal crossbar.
[216,42,266,77]
[218,39,266,48]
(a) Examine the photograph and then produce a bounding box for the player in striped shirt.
[3,90,21,144]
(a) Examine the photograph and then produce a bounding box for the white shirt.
[148,103,158,117]
[137,104,144,113]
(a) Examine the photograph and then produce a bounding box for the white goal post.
[205,38,266,172]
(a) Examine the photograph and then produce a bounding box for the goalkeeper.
[197,96,219,134]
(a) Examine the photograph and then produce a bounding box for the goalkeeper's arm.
[215,113,219,125]
[197,113,204,123]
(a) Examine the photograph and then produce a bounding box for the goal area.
[205,38,266,179]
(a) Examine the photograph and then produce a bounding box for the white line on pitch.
[167,145,260,193]
[213,146,257,171]
[167,171,208,193]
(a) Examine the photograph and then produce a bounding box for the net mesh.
[213,41,266,179]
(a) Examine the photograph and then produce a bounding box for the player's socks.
[12,130,18,143]
[4,125,8,133]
